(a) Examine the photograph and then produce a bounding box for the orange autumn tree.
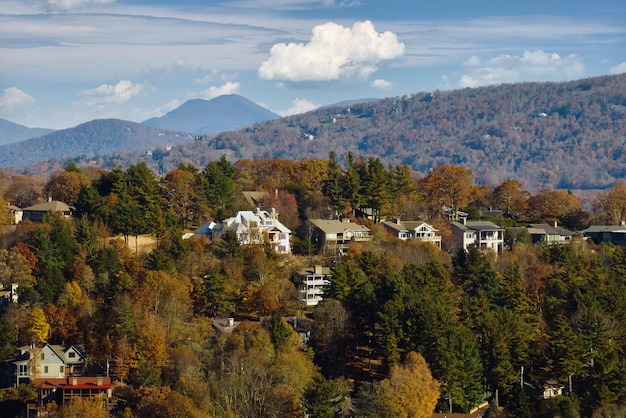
[419,165,477,220]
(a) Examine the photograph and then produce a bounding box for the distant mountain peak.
[142,94,279,134]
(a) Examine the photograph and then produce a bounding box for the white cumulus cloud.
[40,0,116,12]
[457,50,586,88]
[258,20,404,83]
[0,87,36,113]
[75,80,149,107]
[370,79,393,89]
[277,98,319,116]
[609,62,626,75]
[198,81,241,99]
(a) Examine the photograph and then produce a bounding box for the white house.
[7,344,86,387]
[195,208,292,254]
[382,219,442,248]
[450,220,504,252]
[293,265,332,306]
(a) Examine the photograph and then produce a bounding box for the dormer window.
[68,352,76,358]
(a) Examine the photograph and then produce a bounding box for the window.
[60,366,64,373]
[68,352,75,358]
[40,353,45,360]
[44,366,49,373]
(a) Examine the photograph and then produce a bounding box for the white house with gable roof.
[195,208,292,254]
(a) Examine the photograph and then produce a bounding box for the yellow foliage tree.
[377,351,439,418]
[28,306,50,343]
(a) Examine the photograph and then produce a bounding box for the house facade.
[307,218,371,254]
[22,200,73,222]
[33,376,112,409]
[450,220,504,252]
[293,265,332,306]
[382,219,442,248]
[4,344,86,387]
[581,224,626,245]
[195,208,292,254]
[527,222,575,244]
[0,283,18,313]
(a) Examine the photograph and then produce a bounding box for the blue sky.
[1,0,625,130]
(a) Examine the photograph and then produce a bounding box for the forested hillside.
[147,73,626,191]
[3,158,626,417]
[0,119,192,168]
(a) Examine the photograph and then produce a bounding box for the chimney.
[72,378,78,386]
[314,265,323,275]
[97,377,103,386]
[227,318,234,328]
[553,220,558,228]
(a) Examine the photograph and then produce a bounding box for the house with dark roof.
[527,222,575,244]
[382,219,442,248]
[581,224,626,245]
[3,344,86,388]
[293,265,332,306]
[450,220,504,252]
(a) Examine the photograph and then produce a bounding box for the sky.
[1,0,625,130]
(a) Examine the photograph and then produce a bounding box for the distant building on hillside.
[195,208,292,254]
[22,200,73,222]
[450,220,504,252]
[293,265,332,306]
[382,218,442,248]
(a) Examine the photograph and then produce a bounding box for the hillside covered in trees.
[6,74,626,194]
[3,157,626,417]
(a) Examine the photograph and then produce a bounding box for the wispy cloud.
[609,62,626,75]
[194,70,239,85]
[0,87,35,113]
[259,20,404,83]
[371,79,393,89]
[38,0,116,12]
[277,98,319,116]
[452,50,586,88]
[198,81,241,99]
[75,80,151,107]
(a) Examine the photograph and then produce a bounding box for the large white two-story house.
[4,343,86,387]
[450,220,504,252]
[382,219,442,248]
[194,208,292,254]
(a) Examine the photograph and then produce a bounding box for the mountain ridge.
[3,74,626,192]
[0,118,54,146]
[142,94,279,134]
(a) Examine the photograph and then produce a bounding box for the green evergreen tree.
[199,155,235,221]
[266,309,293,351]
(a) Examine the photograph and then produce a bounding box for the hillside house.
[3,344,86,387]
[8,204,23,224]
[32,376,112,410]
[0,283,18,313]
[450,220,504,252]
[293,265,332,306]
[195,208,292,254]
[581,224,626,246]
[382,219,442,248]
[306,218,371,254]
[528,222,575,244]
[22,200,73,222]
